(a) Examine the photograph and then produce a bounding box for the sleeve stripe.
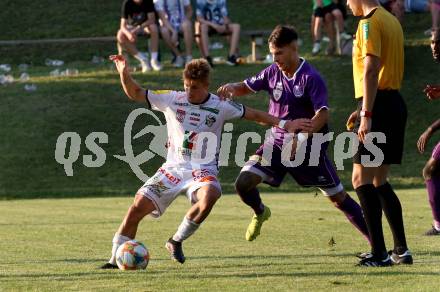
[243,80,257,93]
[240,105,246,119]
[145,90,152,109]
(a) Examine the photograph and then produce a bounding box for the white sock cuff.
[112,233,132,244]
[185,216,199,227]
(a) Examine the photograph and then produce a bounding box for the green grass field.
[1,190,439,291]
[1,2,440,290]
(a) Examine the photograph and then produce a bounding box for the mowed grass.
[1,189,439,291]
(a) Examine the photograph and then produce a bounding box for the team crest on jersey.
[273,82,283,101]
[205,114,216,127]
[362,22,369,40]
[176,109,186,123]
[293,85,304,98]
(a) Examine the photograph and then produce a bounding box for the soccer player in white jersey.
[101,55,307,268]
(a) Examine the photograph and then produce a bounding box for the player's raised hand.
[284,118,313,133]
[109,55,127,74]
[424,85,440,100]
[417,129,432,154]
[216,83,235,100]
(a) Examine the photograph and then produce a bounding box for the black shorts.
[353,90,407,165]
[314,3,338,17]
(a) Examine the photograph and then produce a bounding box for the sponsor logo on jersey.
[293,84,304,98]
[190,112,200,117]
[182,131,197,150]
[158,167,181,184]
[176,109,186,123]
[145,181,170,197]
[205,114,216,127]
[273,82,283,101]
[190,116,200,122]
[174,102,189,106]
[192,169,215,181]
[249,72,265,84]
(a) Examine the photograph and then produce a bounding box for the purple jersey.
[244,58,329,148]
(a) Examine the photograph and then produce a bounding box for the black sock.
[355,184,387,258]
[376,182,408,254]
[236,187,264,215]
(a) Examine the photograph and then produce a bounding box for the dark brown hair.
[183,59,211,83]
[268,25,298,48]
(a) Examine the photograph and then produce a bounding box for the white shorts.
[138,166,221,218]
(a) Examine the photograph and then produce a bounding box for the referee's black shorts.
[353,90,407,165]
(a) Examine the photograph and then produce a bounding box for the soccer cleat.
[389,250,413,265]
[150,59,163,71]
[424,225,440,236]
[165,238,186,264]
[173,55,184,68]
[245,206,271,241]
[140,59,151,73]
[357,254,392,267]
[226,55,238,66]
[100,262,119,269]
[312,42,321,55]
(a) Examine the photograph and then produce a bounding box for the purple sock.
[427,177,440,223]
[236,187,265,215]
[335,194,371,244]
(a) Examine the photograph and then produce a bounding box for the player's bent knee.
[423,160,438,180]
[235,172,259,193]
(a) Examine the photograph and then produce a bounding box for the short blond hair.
[183,59,211,83]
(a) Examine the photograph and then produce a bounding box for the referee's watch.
[360,110,372,118]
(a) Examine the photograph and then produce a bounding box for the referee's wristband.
[360,110,372,118]
[278,120,287,129]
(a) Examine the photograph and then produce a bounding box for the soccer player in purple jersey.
[418,29,440,236]
[217,25,370,245]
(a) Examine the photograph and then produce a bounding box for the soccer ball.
[115,240,150,270]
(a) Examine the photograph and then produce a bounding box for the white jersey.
[154,0,190,29]
[147,90,245,169]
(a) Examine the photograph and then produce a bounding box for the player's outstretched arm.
[417,119,440,154]
[109,55,146,103]
[243,106,313,133]
[217,82,252,100]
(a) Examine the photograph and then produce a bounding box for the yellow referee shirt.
[352,6,404,99]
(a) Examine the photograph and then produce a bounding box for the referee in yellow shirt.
[346,0,412,266]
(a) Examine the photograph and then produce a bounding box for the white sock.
[172,217,199,242]
[434,222,440,231]
[151,52,159,61]
[134,52,148,62]
[109,233,132,265]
